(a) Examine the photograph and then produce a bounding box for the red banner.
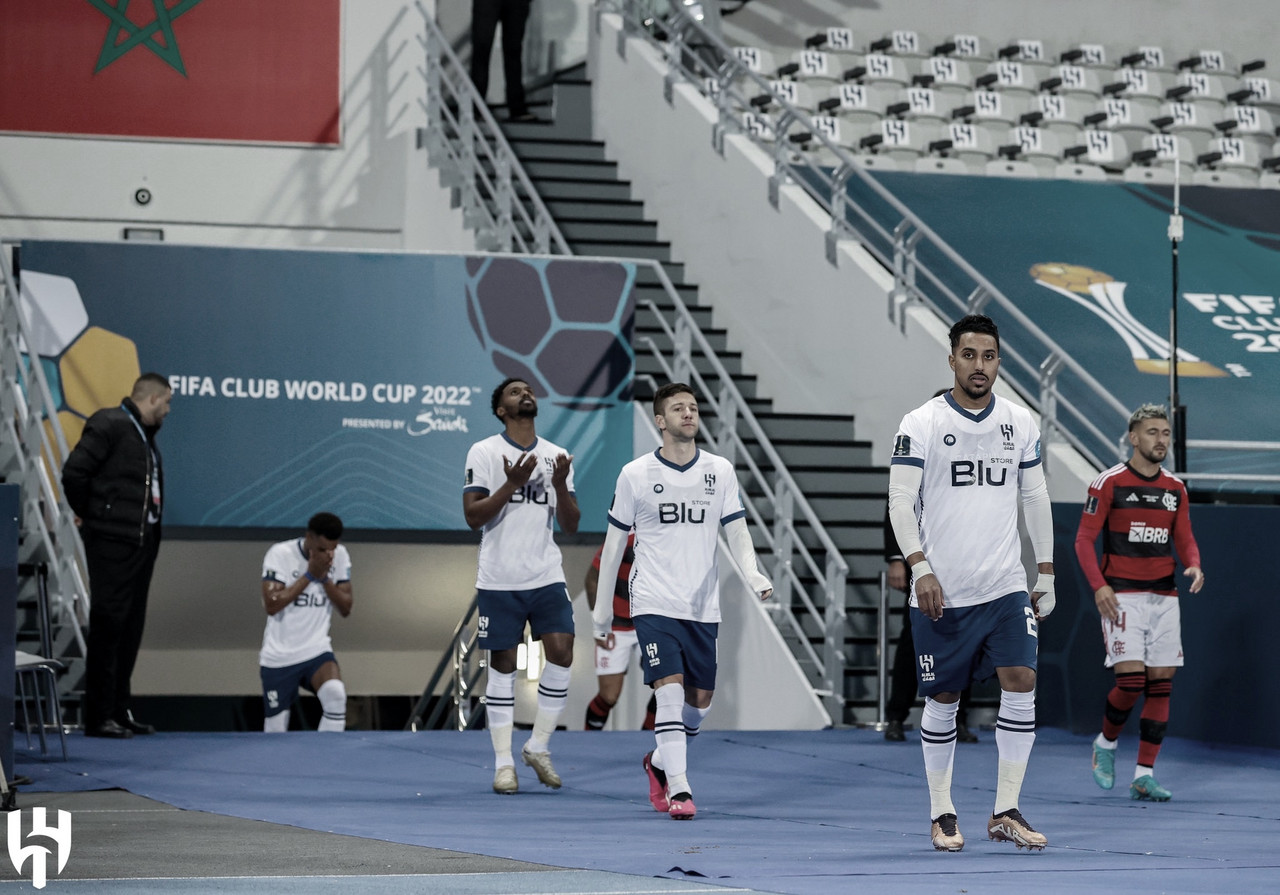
[0,0,341,144]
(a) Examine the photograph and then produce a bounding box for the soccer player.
[592,382,772,820]
[259,512,352,732]
[583,532,658,731]
[464,378,579,794]
[888,314,1056,852]
[1075,403,1204,803]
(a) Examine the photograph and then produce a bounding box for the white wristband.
[1033,573,1055,592]
[911,560,934,580]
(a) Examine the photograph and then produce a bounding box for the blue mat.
[16,728,1280,894]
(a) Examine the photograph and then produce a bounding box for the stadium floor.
[4,727,1277,893]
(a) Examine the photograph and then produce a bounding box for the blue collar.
[944,390,996,423]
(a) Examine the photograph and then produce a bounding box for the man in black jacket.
[62,373,172,739]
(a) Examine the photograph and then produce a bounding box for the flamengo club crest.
[8,808,72,889]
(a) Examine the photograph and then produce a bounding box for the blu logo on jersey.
[950,459,1009,487]
[659,502,707,523]
[510,484,548,505]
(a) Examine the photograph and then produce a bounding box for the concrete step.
[745,412,856,443]
[569,238,672,261]
[787,466,890,493]
[749,518,882,553]
[636,349,744,378]
[635,302,713,330]
[528,177,634,202]
[544,197,647,221]
[507,137,610,163]
[519,156,620,181]
[558,218,660,243]
[633,262,686,286]
[634,281,700,307]
[750,439,877,469]
[635,324,730,353]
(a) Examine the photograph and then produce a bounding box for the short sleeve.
[333,545,352,583]
[464,441,490,494]
[890,412,926,469]
[607,468,636,530]
[1019,415,1043,469]
[262,544,285,583]
[719,459,746,525]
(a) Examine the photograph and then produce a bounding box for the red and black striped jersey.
[590,533,636,631]
[1074,462,1201,596]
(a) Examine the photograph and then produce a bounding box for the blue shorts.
[477,583,573,651]
[260,651,336,718]
[633,615,719,691]
[909,592,1039,697]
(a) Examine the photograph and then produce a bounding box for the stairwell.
[492,66,895,724]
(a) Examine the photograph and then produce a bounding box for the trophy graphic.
[1029,263,1226,377]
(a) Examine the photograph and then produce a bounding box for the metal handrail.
[416,2,571,255]
[406,595,487,731]
[605,0,1146,470]
[0,243,90,658]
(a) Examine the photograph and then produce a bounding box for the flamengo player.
[888,314,1056,852]
[260,512,352,732]
[1075,403,1204,803]
[592,382,772,820]
[464,378,579,795]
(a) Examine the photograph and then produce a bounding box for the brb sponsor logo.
[1128,522,1170,543]
[8,809,71,889]
[918,654,936,683]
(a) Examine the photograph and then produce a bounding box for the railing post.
[772,477,795,610]
[716,381,738,464]
[423,25,444,158]
[454,636,470,731]
[1038,353,1064,477]
[822,552,847,723]
[495,153,514,252]
[672,314,693,384]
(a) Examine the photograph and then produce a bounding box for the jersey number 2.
[1024,606,1039,638]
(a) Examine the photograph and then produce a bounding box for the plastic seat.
[764,79,820,113]
[15,650,68,760]
[1059,43,1111,69]
[821,82,894,125]
[860,53,915,89]
[733,46,781,79]
[1196,135,1263,183]
[1048,64,1105,100]
[1104,67,1168,120]
[994,38,1056,80]
[857,118,942,164]
[1027,93,1094,140]
[1125,132,1196,182]
[1058,129,1133,178]
[803,26,863,56]
[1236,76,1280,113]
[940,33,995,62]
[1153,101,1217,153]
[996,125,1063,175]
[885,86,961,125]
[978,60,1039,95]
[1116,45,1174,72]
[943,120,1000,166]
[1216,104,1277,153]
[921,56,978,95]
[1092,96,1157,140]
[866,29,932,59]
[955,89,1031,128]
[783,49,852,88]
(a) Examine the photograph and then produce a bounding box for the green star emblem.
[89,0,207,77]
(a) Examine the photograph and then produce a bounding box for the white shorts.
[595,628,640,676]
[1101,592,1184,668]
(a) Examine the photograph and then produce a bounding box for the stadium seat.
[1178,49,1265,92]
[1116,45,1175,72]
[954,89,1032,130]
[939,33,995,62]
[763,80,820,113]
[1216,104,1277,153]
[1236,75,1280,113]
[922,56,980,95]
[860,53,915,89]
[1124,131,1195,182]
[734,46,782,80]
[943,120,1001,167]
[1026,93,1095,140]
[1153,101,1217,154]
[995,38,1056,80]
[1058,129,1133,178]
[885,86,961,125]
[866,29,932,59]
[783,49,855,88]
[1090,96,1156,140]
[978,59,1039,95]
[1171,70,1230,120]
[1047,64,1106,100]
[996,125,1063,175]
[1059,43,1112,70]
[1103,67,1168,121]
[820,82,895,126]
[1195,135,1263,185]
[856,118,943,165]
[803,26,864,57]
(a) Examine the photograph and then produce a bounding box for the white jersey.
[892,392,1041,608]
[259,538,352,668]
[464,432,574,590]
[606,448,745,623]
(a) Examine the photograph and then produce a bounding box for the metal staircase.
[0,243,91,727]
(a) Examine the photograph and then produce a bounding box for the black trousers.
[886,595,971,725]
[471,0,533,115]
[83,526,161,729]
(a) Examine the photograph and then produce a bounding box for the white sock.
[682,702,711,739]
[316,679,347,732]
[263,710,290,733]
[653,683,688,793]
[1095,732,1117,750]
[525,662,571,753]
[486,669,516,768]
[920,697,959,819]
[994,689,1036,815]
[1135,764,1154,780]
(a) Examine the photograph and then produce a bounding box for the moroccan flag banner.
[0,0,341,144]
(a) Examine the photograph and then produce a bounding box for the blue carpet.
[15,728,1280,894]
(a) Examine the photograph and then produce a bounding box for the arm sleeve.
[883,506,903,562]
[1174,483,1202,569]
[1019,461,1054,564]
[1074,484,1110,593]
[724,517,772,595]
[887,462,924,560]
[591,524,629,634]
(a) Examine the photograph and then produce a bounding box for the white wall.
[0,0,472,253]
[590,12,1096,502]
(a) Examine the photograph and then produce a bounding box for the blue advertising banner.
[18,241,636,533]
[845,173,1280,486]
